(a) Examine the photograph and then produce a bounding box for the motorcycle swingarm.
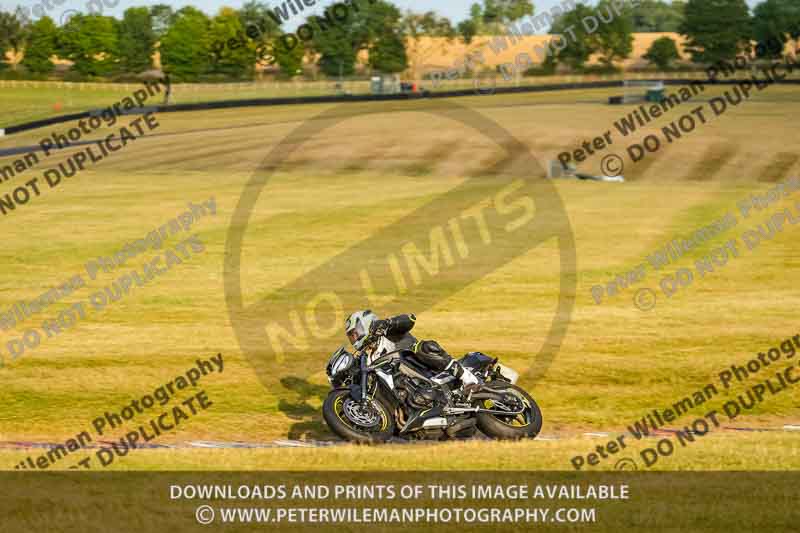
[444,406,525,416]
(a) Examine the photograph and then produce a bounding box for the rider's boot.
[431,361,481,392]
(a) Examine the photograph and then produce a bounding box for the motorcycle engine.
[396,375,437,409]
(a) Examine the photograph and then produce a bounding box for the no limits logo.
[224,101,576,405]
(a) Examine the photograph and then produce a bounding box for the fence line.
[4,70,797,93]
[0,71,800,95]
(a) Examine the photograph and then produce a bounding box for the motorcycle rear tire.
[323,389,395,443]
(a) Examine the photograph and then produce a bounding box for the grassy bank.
[0,89,797,470]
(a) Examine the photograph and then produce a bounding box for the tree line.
[0,0,798,82]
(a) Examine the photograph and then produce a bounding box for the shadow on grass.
[277,376,332,441]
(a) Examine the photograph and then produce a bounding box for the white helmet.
[344,310,378,350]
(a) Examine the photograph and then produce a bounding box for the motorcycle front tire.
[322,389,396,444]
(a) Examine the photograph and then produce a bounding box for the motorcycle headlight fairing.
[326,347,355,381]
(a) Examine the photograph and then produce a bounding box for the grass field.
[3,66,799,125]
[0,84,798,471]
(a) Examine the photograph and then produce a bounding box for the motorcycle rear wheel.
[323,389,395,443]
[476,383,542,440]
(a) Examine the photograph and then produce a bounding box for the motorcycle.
[322,346,542,443]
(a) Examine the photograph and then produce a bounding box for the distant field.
[0,87,798,470]
[2,66,798,126]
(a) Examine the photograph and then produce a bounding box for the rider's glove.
[369,319,390,338]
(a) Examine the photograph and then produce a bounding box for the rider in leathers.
[344,310,479,387]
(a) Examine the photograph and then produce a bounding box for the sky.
[6,0,766,31]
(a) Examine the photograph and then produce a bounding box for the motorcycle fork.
[360,356,369,401]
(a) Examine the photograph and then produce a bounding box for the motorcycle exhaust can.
[422,417,448,429]
[445,418,477,438]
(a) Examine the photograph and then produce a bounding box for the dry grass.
[0,88,798,470]
[3,432,800,471]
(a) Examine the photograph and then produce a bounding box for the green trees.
[20,16,57,75]
[8,0,780,83]
[238,0,282,64]
[58,14,119,76]
[593,0,635,68]
[550,5,597,70]
[643,36,681,69]
[483,0,534,27]
[362,1,408,74]
[308,0,405,77]
[752,0,800,58]
[549,2,634,71]
[159,7,211,81]
[312,24,360,77]
[0,9,27,68]
[369,31,408,73]
[631,0,685,32]
[208,7,257,79]
[304,7,360,77]
[680,0,752,64]
[8,0,796,83]
[273,40,305,78]
[402,11,454,42]
[150,4,176,38]
[118,8,156,72]
[456,19,479,45]
[402,11,454,78]
[468,0,534,34]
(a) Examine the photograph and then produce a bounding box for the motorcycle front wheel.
[322,389,396,443]
[476,383,543,440]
